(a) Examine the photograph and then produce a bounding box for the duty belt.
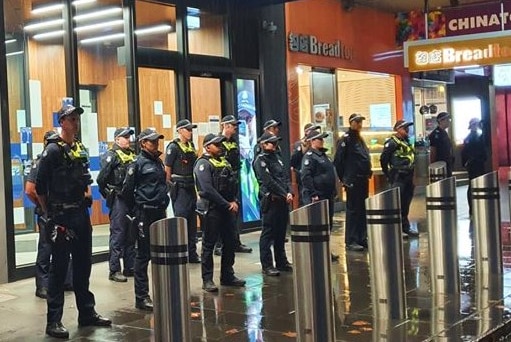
[50,202,83,211]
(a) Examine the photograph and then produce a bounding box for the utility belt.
[270,194,285,202]
[171,175,195,188]
[49,201,84,212]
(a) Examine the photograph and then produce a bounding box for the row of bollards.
[145,162,506,341]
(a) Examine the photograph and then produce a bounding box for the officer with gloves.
[164,119,200,263]
[36,104,111,339]
[194,133,246,292]
[380,119,418,237]
[122,128,169,311]
[253,132,293,276]
[97,127,137,282]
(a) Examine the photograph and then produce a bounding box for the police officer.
[428,112,454,177]
[380,120,419,237]
[214,115,252,256]
[97,127,137,282]
[25,131,73,299]
[164,119,200,263]
[122,128,169,311]
[253,132,293,276]
[194,133,246,292]
[290,123,321,205]
[254,119,282,157]
[36,104,111,338]
[301,129,339,261]
[461,117,487,216]
[333,113,372,252]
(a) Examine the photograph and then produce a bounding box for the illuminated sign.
[288,32,353,60]
[404,32,511,72]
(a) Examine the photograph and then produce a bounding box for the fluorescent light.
[5,39,16,44]
[135,24,172,36]
[33,30,65,40]
[74,8,122,22]
[6,51,24,57]
[73,0,97,5]
[75,19,124,33]
[80,33,124,44]
[187,16,200,29]
[32,3,64,15]
[24,19,64,31]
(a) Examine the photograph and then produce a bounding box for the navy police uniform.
[290,140,307,205]
[333,129,372,248]
[253,141,293,273]
[461,128,487,214]
[122,147,169,308]
[194,147,240,286]
[428,126,454,177]
[35,137,97,326]
[380,134,415,235]
[165,139,199,261]
[97,142,136,278]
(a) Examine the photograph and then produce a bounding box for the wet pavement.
[1,184,511,341]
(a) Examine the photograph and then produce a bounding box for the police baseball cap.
[349,113,365,123]
[58,105,84,121]
[203,133,226,147]
[221,115,240,125]
[305,130,329,141]
[468,117,480,129]
[176,119,197,131]
[114,127,134,138]
[43,130,58,141]
[436,112,451,121]
[263,120,281,130]
[394,120,413,131]
[303,123,321,134]
[258,132,281,144]
[138,128,164,141]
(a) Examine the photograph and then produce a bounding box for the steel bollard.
[366,188,407,321]
[289,199,335,342]
[428,161,447,184]
[472,171,503,277]
[426,177,459,295]
[150,217,190,342]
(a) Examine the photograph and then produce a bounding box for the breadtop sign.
[288,32,353,60]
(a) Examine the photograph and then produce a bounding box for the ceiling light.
[24,19,64,31]
[135,24,172,36]
[32,0,97,15]
[33,30,65,40]
[75,19,124,33]
[80,32,124,44]
[73,0,97,5]
[74,8,122,22]
[6,51,24,57]
[5,39,16,44]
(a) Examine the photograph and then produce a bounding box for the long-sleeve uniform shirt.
[301,148,337,200]
[333,129,372,185]
[253,150,292,198]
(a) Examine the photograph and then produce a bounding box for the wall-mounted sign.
[288,32,353,60]
[404,31,511,72]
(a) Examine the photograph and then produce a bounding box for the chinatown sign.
[404,31,511,72]
[288,32,353,60]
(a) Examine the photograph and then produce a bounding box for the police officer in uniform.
[97,127,137,282]
[194,134,246,292]
[36,104,111,338]
[461,117,487,215]
[333,113,372,252]
[26,131,73,299]
[428,112,454,177]
[122,128,169,311]
[253,132,293,276]
[254,119,282,157]
[164,119,200,263]
[290,123,320,205]
[214,115,252,256]
[380,120,419,237]
[301,129,339,261]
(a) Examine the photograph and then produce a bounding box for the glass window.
[136,1,177,51]
[76,0,128,253]
[5,0,67,266]
[452,97,481,145]
[187,7,227,57]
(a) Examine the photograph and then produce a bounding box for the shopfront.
[0,0,289,282]
[285,0,413,195]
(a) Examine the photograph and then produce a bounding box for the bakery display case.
[362,129,394,173]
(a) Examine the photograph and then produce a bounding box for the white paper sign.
[154,101,163,115]
[162,114,172,128]
[369,103,392,128]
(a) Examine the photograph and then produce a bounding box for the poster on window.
[237,79,260,222]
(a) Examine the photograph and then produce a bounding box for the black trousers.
[201,208,236,282]
[47,208,95,324]
[134,208,166,302]
[172,186,198,259]
[391,173,415,232]
[467,163,486,215]
[345,177,369,246]
[108,197,135,274]
[259,197,289,269]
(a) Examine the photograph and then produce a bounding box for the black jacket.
[333,129,371,185]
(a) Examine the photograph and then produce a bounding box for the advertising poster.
[237,79,260,222]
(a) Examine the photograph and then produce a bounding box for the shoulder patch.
[297,146,301,152]
[42,150,48,157]
[260,160,266,168]
[306,151,312,155]
[128,167,134,176]
[199,164,205,171]
[384,142,390,148]
[304,159,310,166]
[106,155,112,163]
[341,142,346,147]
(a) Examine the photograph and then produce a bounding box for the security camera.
[262,20,277,33]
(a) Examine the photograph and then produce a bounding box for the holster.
[169,181,177,202]
[260,193,270,214]
[105,188,115,209]
[195,197,210,217]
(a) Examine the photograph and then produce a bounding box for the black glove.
[84,196,93,208]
